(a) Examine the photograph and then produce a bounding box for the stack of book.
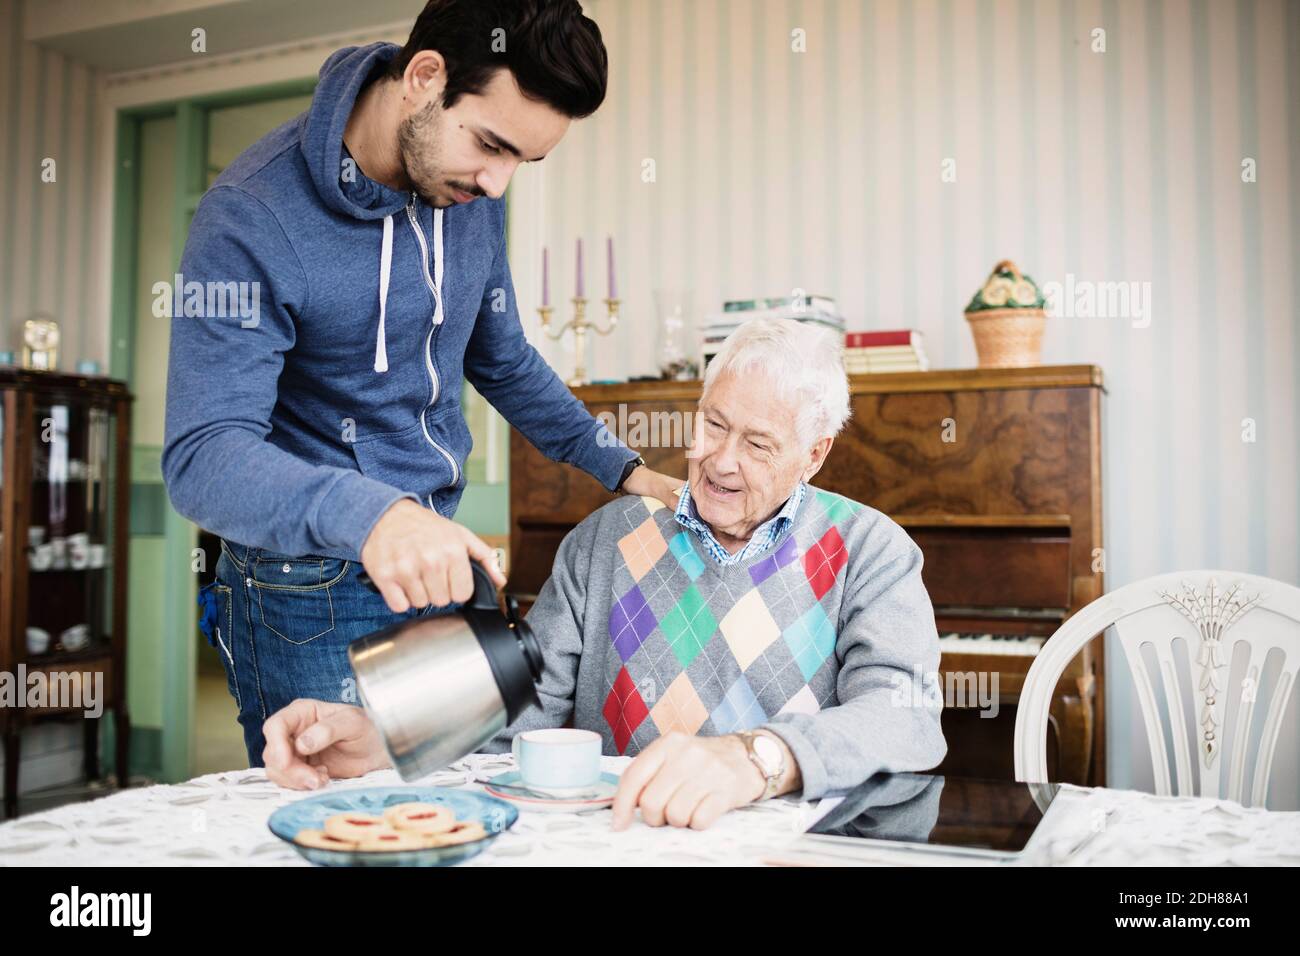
[701,294,846,368]
[842,330,929,373]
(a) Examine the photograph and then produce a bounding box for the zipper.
[405,195,460,491]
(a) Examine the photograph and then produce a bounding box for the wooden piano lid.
[570,364,1105,402]
[897,514,1075,614]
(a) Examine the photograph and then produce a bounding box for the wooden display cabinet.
[0,369,132,818]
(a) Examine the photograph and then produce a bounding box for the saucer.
[482,771,620,813]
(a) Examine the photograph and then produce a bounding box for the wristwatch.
[615,454,646,494]
[735,730,784,801]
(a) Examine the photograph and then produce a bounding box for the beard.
[397,98,450,207]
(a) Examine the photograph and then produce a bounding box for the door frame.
[109,79,316,782]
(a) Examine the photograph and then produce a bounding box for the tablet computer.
[790,772,1060,863]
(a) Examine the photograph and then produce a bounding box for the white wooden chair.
[1015,571,1300,808]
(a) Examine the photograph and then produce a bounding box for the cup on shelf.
[28,526,46,547]
[29,543,54,571]
[68,532,90,569]
[60,623,90,652]
[48,537,68,570]
[87,543,107,569]
[26,627,51,655]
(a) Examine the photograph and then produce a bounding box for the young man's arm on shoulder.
[162,186,412,558]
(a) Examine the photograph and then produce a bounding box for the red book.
[844,330,922,348]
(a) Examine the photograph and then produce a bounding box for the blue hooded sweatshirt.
[163,42,633,560]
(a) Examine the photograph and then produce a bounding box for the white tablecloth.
[2,753,1297,866]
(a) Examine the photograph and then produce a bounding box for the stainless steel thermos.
[348,562,543,780]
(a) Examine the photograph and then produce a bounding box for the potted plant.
[964,260,1047,367]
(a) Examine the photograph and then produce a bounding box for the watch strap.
[615,454,646,494]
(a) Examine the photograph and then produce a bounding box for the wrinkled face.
[398,54,569,208]
[687,371,833,549]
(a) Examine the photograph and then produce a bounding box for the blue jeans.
[204,539,456,766]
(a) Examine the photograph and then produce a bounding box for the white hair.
[701,317,851,449]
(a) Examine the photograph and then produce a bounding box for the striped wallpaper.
[507,0,1300,804]
[0,0,103,369]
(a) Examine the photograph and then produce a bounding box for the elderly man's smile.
[700,473,742,500]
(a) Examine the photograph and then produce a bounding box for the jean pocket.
[249,553,350,645]
[211,583,241,710]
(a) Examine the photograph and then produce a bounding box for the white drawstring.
[432,207,444,325]
[375,213,393,373]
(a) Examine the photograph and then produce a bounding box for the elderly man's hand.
[262,699,391,789]
[609,732,768,831]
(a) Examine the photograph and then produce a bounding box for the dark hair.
[388,0,608,119]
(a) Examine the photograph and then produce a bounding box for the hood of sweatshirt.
[302,43,410,220]
[300,42,444,373]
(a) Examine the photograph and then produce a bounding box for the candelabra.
[537,297,620,386]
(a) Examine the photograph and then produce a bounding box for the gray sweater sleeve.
[759,516,947,800]
[481,513,597,753]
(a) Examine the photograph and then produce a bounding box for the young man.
[164,0,677,763]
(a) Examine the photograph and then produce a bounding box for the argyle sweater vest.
[591,488,870,754]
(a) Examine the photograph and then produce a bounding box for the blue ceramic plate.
[268,786,518,867]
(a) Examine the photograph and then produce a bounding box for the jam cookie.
[383,802,456,835]
[294,829,359,850]
[357,829,427,852]
[428,821,487,846]
[323,812,394,842]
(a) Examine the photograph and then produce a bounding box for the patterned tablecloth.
[2,753,1297,866]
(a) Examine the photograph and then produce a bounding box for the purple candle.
[607,235,617,299]
[575,238,584,298]
[542,246,549,306]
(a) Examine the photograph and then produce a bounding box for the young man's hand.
[361,500,506,612]
[262,699,390,789]
[620,465,684,509]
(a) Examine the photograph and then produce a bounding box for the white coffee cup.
[28,526,46,547]
[26,627,51,655]
[87,543,106,568]
[68,533,90,569]
[61,623,90,652]
[29,544,53,571]
[511,728,603,794]
[49,537,68,570]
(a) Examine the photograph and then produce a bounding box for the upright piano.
[507,365,1106,786]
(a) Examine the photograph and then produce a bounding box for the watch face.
[753,734,782,773]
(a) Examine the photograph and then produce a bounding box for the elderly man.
[263,318,946,830]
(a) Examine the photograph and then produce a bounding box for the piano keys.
[939,632,1046,657]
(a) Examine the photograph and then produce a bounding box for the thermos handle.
[357,558,500,610]
[467,558,500,610]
